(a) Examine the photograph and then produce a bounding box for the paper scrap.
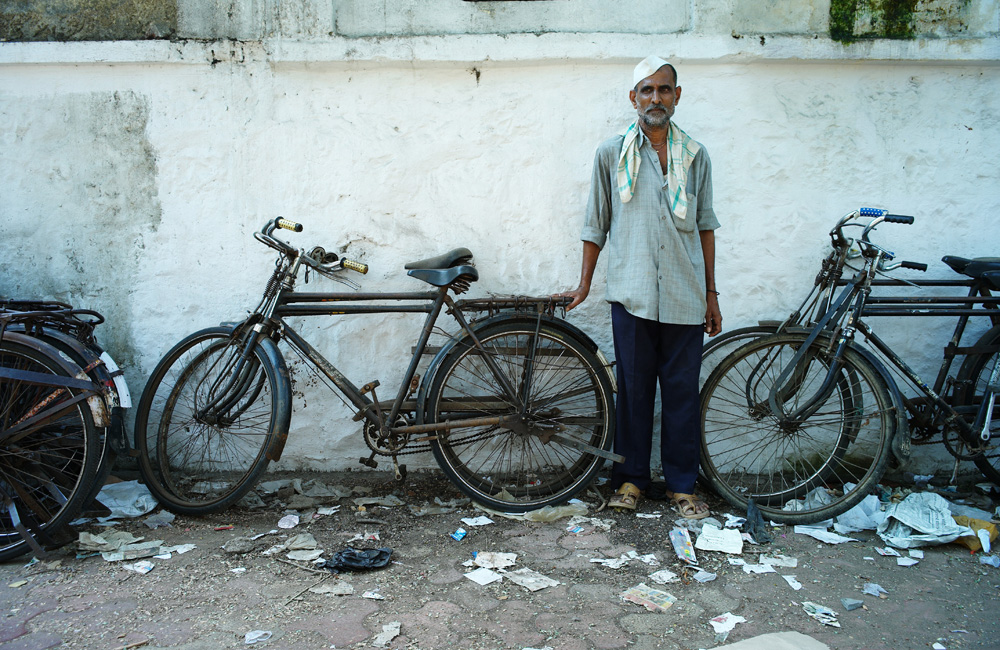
[122,560,154,574]
[742,563,776,574]
[668,528,698,565]
[693,570,717,583]
[909,549,924,559]
[875,546,901,557]
[474,552,517,569]
[794,525,858,544]
[896,557,919,566]
[781,575,803,590]
[802,601,840,627]
[760,554,798,568]
[277,514,299,529]
[694,525,744,554]
[502,568,559,592]
[461,516,494,527]
[361,591,385,600]
[709,612,746,634]
[862,582,889,598]
[621,583,677,613]
[372,621,401,648]
[636,513,661,519]
[648,569,679,584]
[310,581,354,596]
[464,567,503,586]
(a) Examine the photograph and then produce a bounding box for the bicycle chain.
[362,421,502,457]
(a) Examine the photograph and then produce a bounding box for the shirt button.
[660,245,665,250]
[658,275,663,280]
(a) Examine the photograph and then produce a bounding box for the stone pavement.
[0,471,998,650]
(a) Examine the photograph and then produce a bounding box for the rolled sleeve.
[581,142,617,250]
[691,149,720,231]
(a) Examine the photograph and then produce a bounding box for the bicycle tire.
[701,325,779,388]
[700,333,895,524]
[0,337,99,561]
[426,319,614,512]
[956,325,1000,483]
[135,327,285,515]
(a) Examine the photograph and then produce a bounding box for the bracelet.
[707,289,720,296]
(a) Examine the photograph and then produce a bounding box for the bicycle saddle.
[942,255,1000,279]
[983,271,1000,292]
[405,248,474,270]
[407,265,479,290]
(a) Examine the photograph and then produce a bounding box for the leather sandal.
[669,492,710,520]
[609,482,641,510]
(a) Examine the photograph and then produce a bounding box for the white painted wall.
[1,28,999,476]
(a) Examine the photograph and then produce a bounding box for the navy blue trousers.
[610,303,703,494]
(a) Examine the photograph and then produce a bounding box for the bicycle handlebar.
[276,218,304,232]
[257,219,369,276]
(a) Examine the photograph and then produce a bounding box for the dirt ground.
[1,469,998,650]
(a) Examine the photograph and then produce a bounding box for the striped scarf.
[616,121,701,219]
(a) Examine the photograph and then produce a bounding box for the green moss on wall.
[830,0,921,43]
[0,0,176,41]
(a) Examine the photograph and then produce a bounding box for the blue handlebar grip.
[859,207,887,217]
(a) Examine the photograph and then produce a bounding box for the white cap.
[633,55,671,87]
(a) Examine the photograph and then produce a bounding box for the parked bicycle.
[135,219,619,515]
[0,301,131,560]
[699,208,999,524]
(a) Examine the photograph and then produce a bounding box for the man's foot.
[668,492,710,519]
[609,482,642,510]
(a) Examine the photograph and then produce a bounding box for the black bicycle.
[135,219,619,515]
[699,209,999,524]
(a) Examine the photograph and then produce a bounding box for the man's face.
[629,67,681,129]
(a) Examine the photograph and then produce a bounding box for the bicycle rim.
[0,340,98,561]
[137,329,279,514]
[700,334,893,524]
[960,334,1000,483]
[428,322,613,512]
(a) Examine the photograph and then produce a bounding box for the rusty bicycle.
[135,219,619,515]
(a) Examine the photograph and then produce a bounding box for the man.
[557,56,721,518]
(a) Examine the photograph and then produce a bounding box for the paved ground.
[1,470,998,650]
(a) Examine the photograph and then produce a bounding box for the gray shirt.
[581,129,720,325]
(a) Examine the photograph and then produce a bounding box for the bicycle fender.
[255,335,294,462]
[415,313,614,423]
[847,341,911,463]
[0,330,110,428]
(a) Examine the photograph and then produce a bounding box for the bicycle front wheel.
[135,327,286,515]
[0,337,99,561]
[956,326,1000,483]
[426,320,614,512]
[700,333,894,524]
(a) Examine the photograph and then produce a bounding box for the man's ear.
[629,89,637,108]
[675,86,682,104]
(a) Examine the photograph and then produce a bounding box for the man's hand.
[553,285,589,311]
[704,293,722,336]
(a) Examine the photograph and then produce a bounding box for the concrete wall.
[1,0,999,476]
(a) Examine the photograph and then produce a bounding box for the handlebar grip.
[883,214,915,224]
[859,207,886,217]
[276,218,303,232]
[342,258,368,274]
[901,261,928,272]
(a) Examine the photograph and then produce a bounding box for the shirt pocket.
[671,193,697,232]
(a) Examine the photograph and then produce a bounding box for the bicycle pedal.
[359,456,378,469]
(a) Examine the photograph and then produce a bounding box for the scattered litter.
[354,495,405,508]
[742,563,776,575]
[932,644,946,650]
[648,569,680,584]
[949,502,996,521]
[450,528,467,541]
[566,525,585,534]
[833,494,885,534]
[909,549,924,558]
[636,513,661,519]
[781,575,802,590]
[320,547,392,573]
[285,533,318,550]
[101,540,165,562]
[693,570,717,583]
[896,556,919,567]
[214,525,234,531]
[310,580,354,596]
[223,538,260,555]
[461,516,494,527]
[96,481,159,519]
[709,612,746,634]
[8,580,27,588]
[590,555,630,569]
[745,499,773,545]
[794,525,858,545]
[979,529,992,554]
[465,567,503,585]
[783,488,835,525]
[841,598,864,611]
[503,568,559,592]
[244,630,272,645]
[316,506,340,516]
[371,621,401,648]
[143,511,175,529]
[724,513,746,528]
[676,516,723,534]
[566,515,613,531]
[862,582,889,598]
[251,530,278,540]
[952,516,998,553]
[694,524,743,554]
[802,601,840,627]
[668,528,698,565]
[980,555,1000,568]
[628,551,659,566]
[621,583,677,613]
[760,554,797,568]
[473,552,517,569]
[346,531,381,544]
[361,590,386,600]
[277,514,299,529]
[877,492,973,548]
[863,556,875,561]
[728,558,746,566]
[287,549,324,562]
[262,545,284,556]
[159,543,195,555]
[876,546,901,556]
[122,560,154,574]
[230,567,246,574]
[521,501,588,522]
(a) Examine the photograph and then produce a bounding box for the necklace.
[650,140,667,151]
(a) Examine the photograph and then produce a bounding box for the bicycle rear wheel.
[956,326,1000,483]
[426,320,614,512]
[700,333,894,524]
[135,327,286,515]
[701,325,779,388]
[0,337,99,561]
